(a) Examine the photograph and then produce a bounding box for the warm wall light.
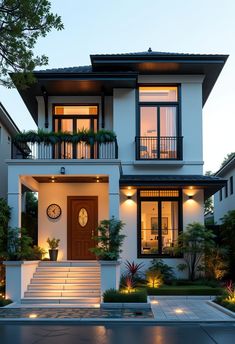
[60,167,65,174]
[126,195,132,200]
[188,195,193,200]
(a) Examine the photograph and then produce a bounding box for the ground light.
[29,314,38,319]
[175,308,184,314]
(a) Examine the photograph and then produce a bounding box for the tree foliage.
[220,210,235,279]
[204,171,214,215]
[175,222,215,281]
[221,152,235,168]
[0,0,63,88]
[90,218,126,260]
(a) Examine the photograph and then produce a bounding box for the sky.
[0,0,234,173]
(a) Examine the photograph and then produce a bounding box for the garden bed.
[214,296,235,312]
[146,285,223,296]
[103,289,147,303]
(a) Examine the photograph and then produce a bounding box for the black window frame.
[136,84,182,160]
[137,189,183,258]
[230,176,233,195]
[219,189,222,202]
[52,103,99,133]
[225,182,228,198]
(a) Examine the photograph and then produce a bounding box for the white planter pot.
[98,260,121,296]
[4,261,39,302]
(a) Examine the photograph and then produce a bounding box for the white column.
[8,169,21,228]
[109,171,120,219]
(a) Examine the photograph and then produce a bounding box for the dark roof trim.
[0,102,20,136]
[33,72,138,80]
[215,155,235,177]
[120,175,226,199]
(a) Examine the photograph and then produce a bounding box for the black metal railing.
[135,136,183,160]
[12,139,118,160]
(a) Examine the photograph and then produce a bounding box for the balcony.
[135,136,183,160]
[12,131,118,160]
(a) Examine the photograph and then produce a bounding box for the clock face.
[47,204,62,219]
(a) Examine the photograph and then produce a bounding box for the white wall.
[0,120,12,199]
[38,182,109,260]
[214,170,235,224]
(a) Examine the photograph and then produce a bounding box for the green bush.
[147,286,223,296]
[215,296,235,312]
[103,288,147,303]
[0,298,12,307]
[147,259,175,283]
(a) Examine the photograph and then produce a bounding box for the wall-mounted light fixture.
[126,195,132,200]
[188,195,193,200]
[60,167,65,175]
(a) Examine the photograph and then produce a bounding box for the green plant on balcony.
[13,129,116,145]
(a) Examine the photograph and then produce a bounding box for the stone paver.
[150,296,233,321]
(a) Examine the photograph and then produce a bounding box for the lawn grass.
[146,285,223,296]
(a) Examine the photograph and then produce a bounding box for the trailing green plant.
[147,259,175,282]
[47,237,60,250]
[103,288,147,303]
[90,218,126,260]
[13,129,117,145]
[174,222,215,281]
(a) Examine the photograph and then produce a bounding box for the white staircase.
[21,261,101,305]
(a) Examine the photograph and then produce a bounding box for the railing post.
[115,138,118,159]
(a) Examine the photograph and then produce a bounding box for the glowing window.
[139,86,178,102]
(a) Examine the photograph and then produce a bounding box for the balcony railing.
[135,136,183,160]
[12,140,118,160]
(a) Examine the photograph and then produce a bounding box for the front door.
[67,196,98,260]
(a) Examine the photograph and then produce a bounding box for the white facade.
[214,158,235,224]
[6,51,227,281]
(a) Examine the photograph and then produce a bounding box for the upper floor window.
[230,176,233,195]
[219,189,222,201]
[139,86,178,102]
[137,85,182,160]
[53,105,98,133]
[225,182,228,198]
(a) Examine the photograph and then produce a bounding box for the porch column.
[109,171,120,219]
[8,170,21,228]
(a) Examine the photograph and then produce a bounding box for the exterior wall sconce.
[188,195,193,200]
[126,195,132,200]
[60,167,65,175]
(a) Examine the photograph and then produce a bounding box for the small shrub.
[148,259,175,282]
[125,260,144,279]
[225,280,235,301]
[103,288,147,303]
[0,298,12,307]
[146,270,163,288]
[47,237,60,250]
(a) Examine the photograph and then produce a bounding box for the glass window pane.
[54,105,98,115]
[161,201,178,254]
[139,87,178,102]
[141,201,159,255]
[60,119,73,132]
[76,119,91,131]
[160,107,177,158]
[140,107,157,159]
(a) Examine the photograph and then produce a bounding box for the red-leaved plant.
[225,280,235,301]
[125,260,144,279]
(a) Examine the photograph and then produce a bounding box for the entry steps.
[21,261,101,305]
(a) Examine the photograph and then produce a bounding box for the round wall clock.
[47,204,62,219]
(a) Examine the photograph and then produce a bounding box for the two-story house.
[0,102,20,199]
[5,50,227,304]
[214,154,235,223]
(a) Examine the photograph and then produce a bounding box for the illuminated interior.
[140,190,179,255]
[139,86,178,102]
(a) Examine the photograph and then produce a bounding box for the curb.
[207,300,235,319]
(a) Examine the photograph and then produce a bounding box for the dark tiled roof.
[120,175,223,183]
[215,154,235,176]
[91,50,221,57]
[35,65,92,73]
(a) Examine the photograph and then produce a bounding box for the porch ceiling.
[33,176,108,183]
[119,174,227,199]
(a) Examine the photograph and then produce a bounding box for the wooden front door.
[67,196,98,260]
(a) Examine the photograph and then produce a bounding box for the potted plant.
[47,237,60,261]
[90,217,125,294]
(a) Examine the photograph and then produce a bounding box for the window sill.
[133,160,185,166]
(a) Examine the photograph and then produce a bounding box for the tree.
[221,152,235,168]
[175,222,215,281]
[220,210,235,279]
[0,0,63,88]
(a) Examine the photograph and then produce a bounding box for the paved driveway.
[0,323,235,344]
